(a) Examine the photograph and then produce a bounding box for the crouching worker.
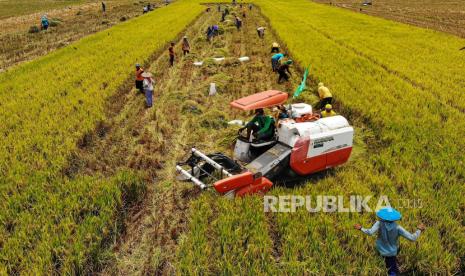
[239,109,275,141]
[320,104,337,118]
[277,60,293,83]
[142,72,154,108]
[354,207,426,276]
[41,15,49,30]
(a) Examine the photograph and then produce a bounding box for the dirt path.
[0,1,164,70]
[77,5,305,275]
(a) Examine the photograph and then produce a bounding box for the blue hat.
[135,63,140,67]
[376,207,401,221]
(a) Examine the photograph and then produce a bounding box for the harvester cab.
[176,90,354,198]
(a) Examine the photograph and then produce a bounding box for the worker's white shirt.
[143,79,154,91]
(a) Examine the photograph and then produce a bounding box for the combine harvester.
[176,90,354,197]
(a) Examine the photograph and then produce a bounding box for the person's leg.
[146,89,153,107]
[278,72,284,83]
[384,256,399,276]
[135,80,142,93]
[170,55,174,66]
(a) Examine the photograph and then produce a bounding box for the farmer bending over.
[271,52,284,72]
[320,104,337,118]
[41,15,49,30]
[277,60,293,83]
[318,82,333,109]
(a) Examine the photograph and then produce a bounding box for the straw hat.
[141,72,152,78]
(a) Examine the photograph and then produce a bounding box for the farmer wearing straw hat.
[142,72,154,108]
[41,14,49,30]
[354,207,426,276]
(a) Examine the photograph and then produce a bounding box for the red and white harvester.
[176,90,354,198]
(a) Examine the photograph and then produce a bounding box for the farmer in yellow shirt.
[318,82,333,109]
[321,104,337,118]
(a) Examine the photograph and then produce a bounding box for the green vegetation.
[177,0,465,274]
[0,2,203,274]
[1,0,465,274]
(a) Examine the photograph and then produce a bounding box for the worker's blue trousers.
[145,89,153,107]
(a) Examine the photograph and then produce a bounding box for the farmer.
[249,4,253,10]
[168,42,175,66]
[143,5,148,13]
[277,60,293,83]
[221,10,226,22]
[235,16,242,30]
[239,108,275,140]
[320,104,337,118]
[354,207,426,276]
[217,5,221,12]
[271,52,284,72]
[41,15,49,30]
[142,72,154,108]
[212,25,219,36]
[101,2,106,13]
[271,42,280,53]
[257,27,265,38]
[135,64,144,93]
[182,36,190,55]
[318,82,333,109]
[206,26,214,41]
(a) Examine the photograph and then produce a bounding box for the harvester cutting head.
[176,148,273,198]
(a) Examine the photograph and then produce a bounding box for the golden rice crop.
[177,0,465,274]
[0,2,203,274]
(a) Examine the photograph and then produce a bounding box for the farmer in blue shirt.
[41,15,49,30]
[271,53,284,72]
[354,207,426,276]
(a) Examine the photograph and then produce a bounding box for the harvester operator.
[239,108,275,141]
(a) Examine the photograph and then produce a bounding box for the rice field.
[1,0,464,274]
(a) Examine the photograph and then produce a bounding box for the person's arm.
[258,116,272,134]
[356,221,380,236]
[398,225,423,241]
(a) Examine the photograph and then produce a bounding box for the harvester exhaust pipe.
[191,148,233,177]
[176,165,206,189]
